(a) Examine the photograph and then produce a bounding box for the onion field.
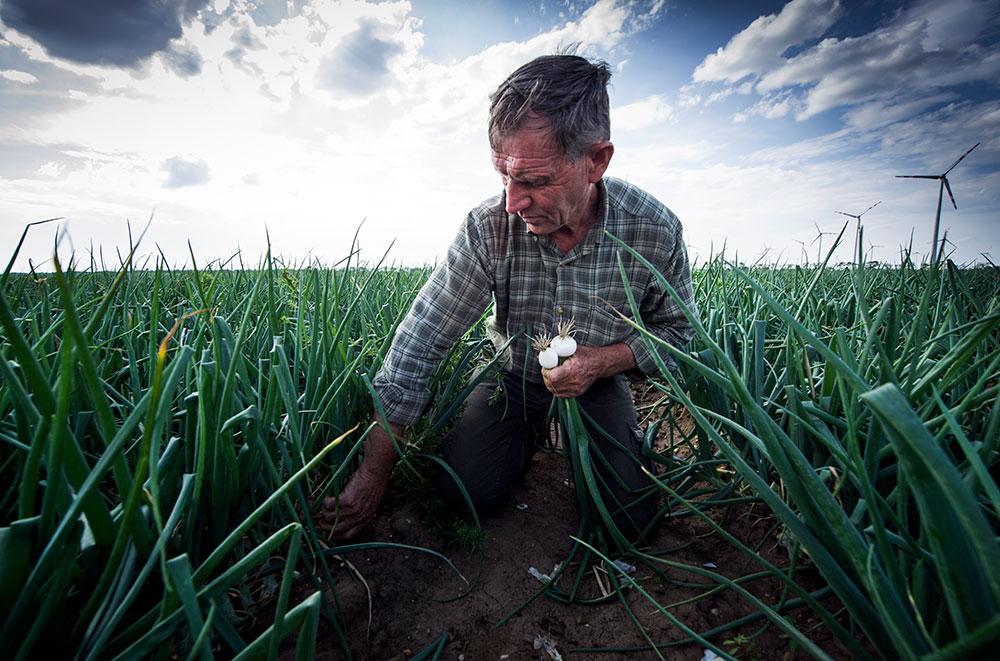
[1,231,998,659]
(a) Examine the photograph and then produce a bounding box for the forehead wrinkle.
[491,150,561,180]
[508,158,550,180]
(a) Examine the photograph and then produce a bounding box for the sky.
[1,0,998,270]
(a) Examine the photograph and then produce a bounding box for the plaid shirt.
[373,176,697,426]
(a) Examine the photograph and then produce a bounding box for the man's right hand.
[321,420,404,540]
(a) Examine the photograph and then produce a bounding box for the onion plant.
[598,229,999,659]
[2,221,996,659]
[0,234,473,659]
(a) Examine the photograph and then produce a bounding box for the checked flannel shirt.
[372,176,697,426]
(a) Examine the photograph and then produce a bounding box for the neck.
[552,184,600,253]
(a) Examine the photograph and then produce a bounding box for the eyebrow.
[511,172,548,184]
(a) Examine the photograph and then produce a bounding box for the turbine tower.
[835,201,880,265]
[896,142,980,265]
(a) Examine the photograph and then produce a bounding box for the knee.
[436,461,507,517]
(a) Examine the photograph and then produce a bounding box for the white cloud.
[315,17,405,95]
[0,69,38,84]
[678,94,700,109]
[757,13,1000,120]
[844,93,957,130]
[732,93,802,122]
[2,0,994,270]
[385,0,648,145]
[692,0,1000,124]
[37,161,64,178]
[162,157,211,188]
[704,88,732,106]
[613,94,672,131]
[630,0,667,33]
[0,0,665,269]
[692,0,842,84]
[610,89,1000,266]
[903,0,998,50]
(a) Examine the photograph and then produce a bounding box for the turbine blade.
[862,200,881,216]
[895,174,939,179]
[811,221,823,244]
[943,177,957,209]
[834,211,856,218]
[943,142,980,175]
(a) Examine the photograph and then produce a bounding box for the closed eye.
[511,177,547,189]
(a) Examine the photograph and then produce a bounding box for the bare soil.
[308,446,851,660]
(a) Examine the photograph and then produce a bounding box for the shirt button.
[556,306,564,315]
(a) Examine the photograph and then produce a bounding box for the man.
[323,54,695,541]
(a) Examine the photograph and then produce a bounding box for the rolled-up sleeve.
[372,216,495,425]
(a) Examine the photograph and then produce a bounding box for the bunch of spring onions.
[528,319,655,572]
[534,318,578,368]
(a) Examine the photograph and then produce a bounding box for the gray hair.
[488,54,611,160]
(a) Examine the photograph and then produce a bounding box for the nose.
[505,180,530,215]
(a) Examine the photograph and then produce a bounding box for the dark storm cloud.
[0,0,210,67]
[162,156,210,188]
[316,19,403,96]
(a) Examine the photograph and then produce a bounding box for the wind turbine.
[810,221,838,263]
[792,238,809,264]
[835,201,881,265]
[896,142,980,265]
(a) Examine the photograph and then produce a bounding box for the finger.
[338,498,372,523]
[547,364,570,384]
[331,518,367,541]
[322,498,358,524]
[322,494,351,518]
[330,527,357,542]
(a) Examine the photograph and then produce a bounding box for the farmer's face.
[491,116,596,237]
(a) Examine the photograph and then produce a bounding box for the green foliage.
[0,241,458,659]
[610,228,1000,659]
[1,224,997,660]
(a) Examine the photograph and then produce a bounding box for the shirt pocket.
[587,263,651,342]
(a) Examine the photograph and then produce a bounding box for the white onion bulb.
[538,347,559,369]
[554,335,576,357]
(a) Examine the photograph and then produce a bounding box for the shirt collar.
[513,178,609,260]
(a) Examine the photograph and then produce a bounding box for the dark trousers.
[438,370,657,539]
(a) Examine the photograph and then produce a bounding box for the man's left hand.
[542,342,637,397]
[542,344,604,397]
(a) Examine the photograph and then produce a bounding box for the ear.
[586,141,614,183]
